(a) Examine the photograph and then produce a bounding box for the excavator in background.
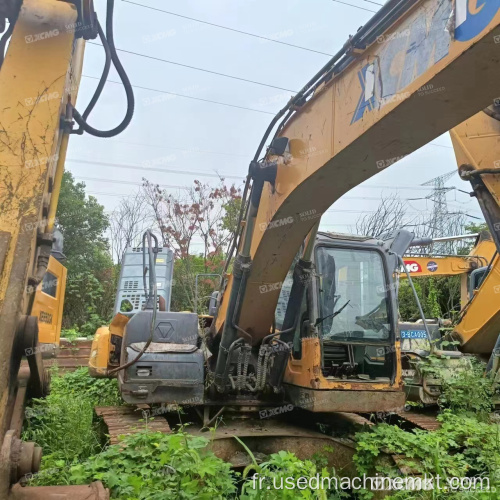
[394,106,500,404]
[89,243,175,378]
[30,229,67,348]
[2,0,500,497]
[397,107,500,363]
[403,231,496,311]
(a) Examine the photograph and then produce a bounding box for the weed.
[48,366,121,407]
[23,367,121,484]
[240,449,349,499]
[67,429,237,499]
[354,411,500,499]
[439,359,493,416]
[60,328,81,341]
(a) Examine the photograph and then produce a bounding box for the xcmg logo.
[351,0,499,124]
[403,261,422,273]
[455,0,500,41]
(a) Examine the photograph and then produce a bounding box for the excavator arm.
[0,1,133,495]
[0,2,87,487]
[449,109,500,354]
[214,0,500,382]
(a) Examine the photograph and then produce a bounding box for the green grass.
[21,362,500,499]
[22,367,121,483]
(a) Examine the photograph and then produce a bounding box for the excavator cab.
[278,230,414,412]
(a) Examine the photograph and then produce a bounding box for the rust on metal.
[9,482,109,499]
[45,339,93,371]
[0,430,41,484]
[9,367,29,438]
[395,410,441,431]
[191,418,358,475]
[391,454,422,476]
[286,384,406,413]
[336,412,374,428]
[95,406,171,445]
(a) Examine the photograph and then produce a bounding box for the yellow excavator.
[403,231,495,312]
[2,0,500,497]
[397,108,500,361]
[395,231,497,402]
[90,0,500,432]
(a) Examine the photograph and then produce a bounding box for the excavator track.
[395,410,441,431]
[95,406,171,445]
[46,339,93,372]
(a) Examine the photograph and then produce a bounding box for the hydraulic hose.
[108,230,158,375]
[72,0,134,137]
[72,21,111,134]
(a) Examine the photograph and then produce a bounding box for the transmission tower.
[422,170,463,254]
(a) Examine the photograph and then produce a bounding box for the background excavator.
[2,0,500,497]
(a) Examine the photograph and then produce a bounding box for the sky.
[66,0,485,252]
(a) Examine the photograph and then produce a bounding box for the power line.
[359,184,447,191]
[74,176,188,189]
[73,165,473,194]
[67,158,245,180]
[358,0,384,6]
[331,0,377,13]
[104,138,451,157]
[79,81,465,152]
[122,0,334,57]
[85,190,479,210]
[87,42,298,93]
[87,189,440,215]
[105,139,249,158]
[106,132,452,158]
[82,75,275,115]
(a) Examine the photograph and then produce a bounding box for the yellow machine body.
[1,0,500,492]
[216,0,500,343]
[0,0,85,465]
[89,313,129,377]
[214,0,500,407]
[403,234,496,308]
[449,111,500,354]
[284,338,404,411]
[30,256,67,345]
[403,237,495,278]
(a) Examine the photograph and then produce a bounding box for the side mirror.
[269,137,289,156]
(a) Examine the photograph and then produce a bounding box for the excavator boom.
[216,0,500,348]
[449,110,500,354]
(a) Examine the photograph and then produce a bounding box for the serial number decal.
[401,330,428,339]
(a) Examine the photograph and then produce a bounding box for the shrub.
[23,367,121,483]
[68,430,237,499]
[354,411,500,499]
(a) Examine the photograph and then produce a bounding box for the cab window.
[316,246,390,342]
[41,271,58,298]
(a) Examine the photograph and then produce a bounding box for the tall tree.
[142,178,242,312]
[355,195,415,237]
[109,189,150,263]
[56,172,115,333]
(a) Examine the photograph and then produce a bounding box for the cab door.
[31,256,67,345]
